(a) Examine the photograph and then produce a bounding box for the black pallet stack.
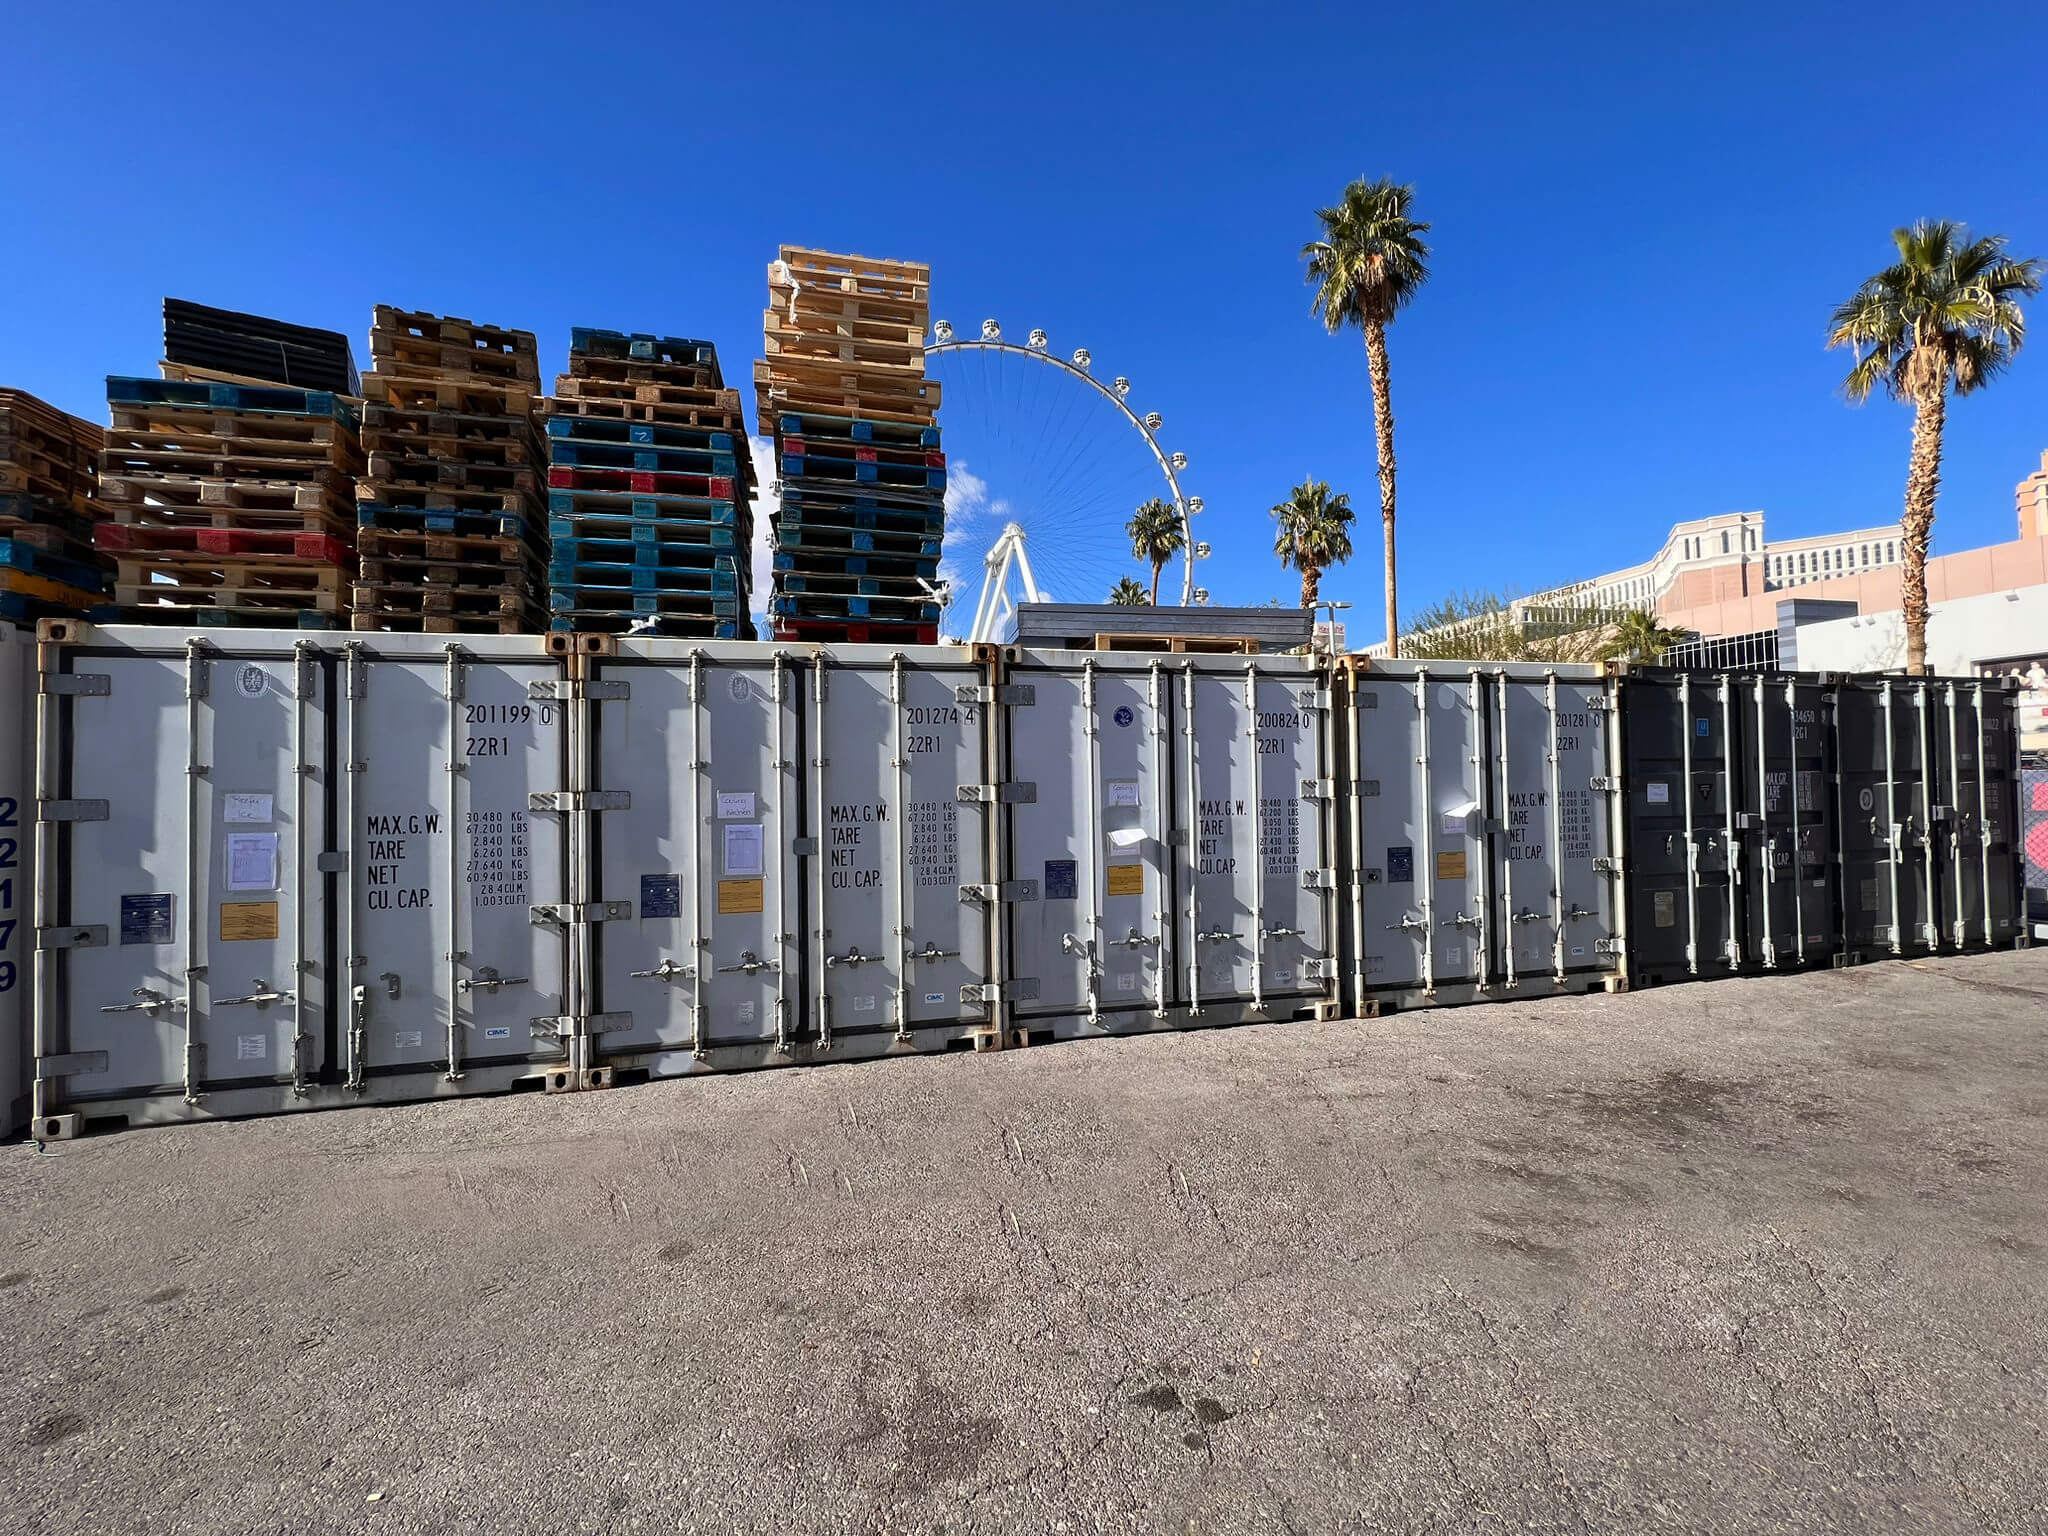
[163,299,360,395]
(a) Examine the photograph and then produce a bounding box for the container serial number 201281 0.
[0,795,16,995]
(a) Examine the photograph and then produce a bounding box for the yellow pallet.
[0,565,102,609]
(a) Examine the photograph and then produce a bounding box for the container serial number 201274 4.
[0,794,16,995]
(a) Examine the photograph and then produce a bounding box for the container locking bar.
[531,901,634,925]
[456,967,529,994]
[907,942,959,963]
[213,978,291,1008]
[99,987,187,1015]
[528,790,631,813]
[960,880,1039,904]
[629,959,695,982]
[956,781,1037,804]
[37,925,105,950]
[715,950,779,975]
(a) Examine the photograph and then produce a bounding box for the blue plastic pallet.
[547,614,744,638]
[774,524,941,557]
[1,590,87,624]
[0,538,107,593]
[771,550,939,578]
[547,489,739,524]
[550,440,738,475]
[777,484,944,520]
[774,500,944,534]
[547,514,737,551]
[107,375,359,428]
[551,535,738,568]
[545,416,736,453]
[778,411,940,448]
[548,564,738,596]
[770,592,940,622]
[780,456,943,491]
[548,586,741,617]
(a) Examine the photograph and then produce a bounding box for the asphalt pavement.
[2,950,2044,1534]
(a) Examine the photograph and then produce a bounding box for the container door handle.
[456,966,529,994]
[715,950,779,975]
[824,947,874,968]
[215,977,291,1008]
[100,986,187,1015]
[1195,928,1241,945]
[906,943,959,964]
[1511,908,1549,924]
[1110,928,1158,950]
[1260,926,1304,941]
[1386,914,1427,934]
[630,958,695,982]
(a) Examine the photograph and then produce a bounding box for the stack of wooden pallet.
[95,377,359,628]
[541,328,754,637]
[0,389,112,625]
[755,245,945,644]
[353,307,546,634]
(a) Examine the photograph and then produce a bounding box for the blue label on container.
[1112,705,1135,727]
[1387,847,1413,884]
[120,893,174,945]
[483,1026,512,1041]
[1696,718,1710,737]
[639,874,681,919]
[1044,859,1078,900]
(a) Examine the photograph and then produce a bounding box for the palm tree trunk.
[1150,558,1163,606]
[1301,566,1319,609]
[1900,383,1945,676]
[1364,321,1399,658]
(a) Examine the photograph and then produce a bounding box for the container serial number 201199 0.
[0,795,16,995]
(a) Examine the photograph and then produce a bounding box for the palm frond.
[1303,176,1433,334]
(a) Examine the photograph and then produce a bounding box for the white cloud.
[747,434,777,623]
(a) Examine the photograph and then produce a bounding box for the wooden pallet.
[0,564,103,609]
[356,527,530,566]
[361,454,539,494]
[349,610,532,635]
[763,314,924,366]
[101,470,350,517]
[360,402,544,465]
[105,497,353,537]
[101,440,362,484]
[96,524,350,562]
[354,478,532,515]
[772,246,931,304]
[368,308,538,384]
[358,555,538,592]
[540,389,747,434]
[360,373,537,417]
[351,580,531,619]
[107,405,363,466]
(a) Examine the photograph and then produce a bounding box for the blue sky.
[4,1,2045,642]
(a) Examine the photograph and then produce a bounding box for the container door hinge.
[995,683,1036,706]
[792,836,819,857]
[1302,868,1337,891]
[956,683,994,705]
[529,790,632,813]
[530,901,635,925]
[1593,856,1624,874]
[317,851,348,874]
[36,1051,109,1079]
[961,880,1040,904]
[1589,776,1619,792]
[44,672,110,696]
[40,799,109,822]
[1594,938,1625,957]
[1301,958,1336,982]
[962,979,1037,1005]
[37,924,106,950]
[1300,777,1335,800]
[957,781,1037,804]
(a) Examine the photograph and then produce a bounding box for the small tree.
[1598,607,1687,665]
[1271,480,1355,608]
[1125,498,1186,606]
[1107,576,1149,606]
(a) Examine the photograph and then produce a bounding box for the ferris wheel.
[924,321,1207,641]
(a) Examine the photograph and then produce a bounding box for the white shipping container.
[0,622,31,1132]
[999,649,1340,1034]
[1339,660,1625,1011]
[30,626,572,1137]
[582,640,996,1081]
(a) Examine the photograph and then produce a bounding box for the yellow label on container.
[1435,850,1468,882]
[717,877,765,915]
[1106,863,1145,896]
[218,901,280,941]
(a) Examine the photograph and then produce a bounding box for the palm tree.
[1125,498,1185,606]
[1107,576,1149,606]
[1271,479,1355,608]
[1827,221,2041,674]
[1303,176,1431,657]
[1599,607,1687,665]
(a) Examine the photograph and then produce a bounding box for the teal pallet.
[107,375,359,429]
[0,538,108,593]
[777,411,940,449]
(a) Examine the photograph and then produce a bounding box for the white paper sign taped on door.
[223,793,274,824]
[723,823,765,877]
[226,832,279,891]
[1105,780,1140,807]
[716,792,756,819]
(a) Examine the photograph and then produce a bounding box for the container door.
[1350,672,1428,994]
[1421,672,1490,990]
[1491,674,1618,987]
[53,643,328,1102]
[1835,681,1932,956]
[1940,680,2021,949]
[590,650,799,1061]
[0,624,31,1130]
[1005,656,1170,1026]
[342,647,567,1084]
[811,652,990,1045]
[1175,660,1332,1014]
[1623,675,1734,978]
[1742,678,1836,967]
